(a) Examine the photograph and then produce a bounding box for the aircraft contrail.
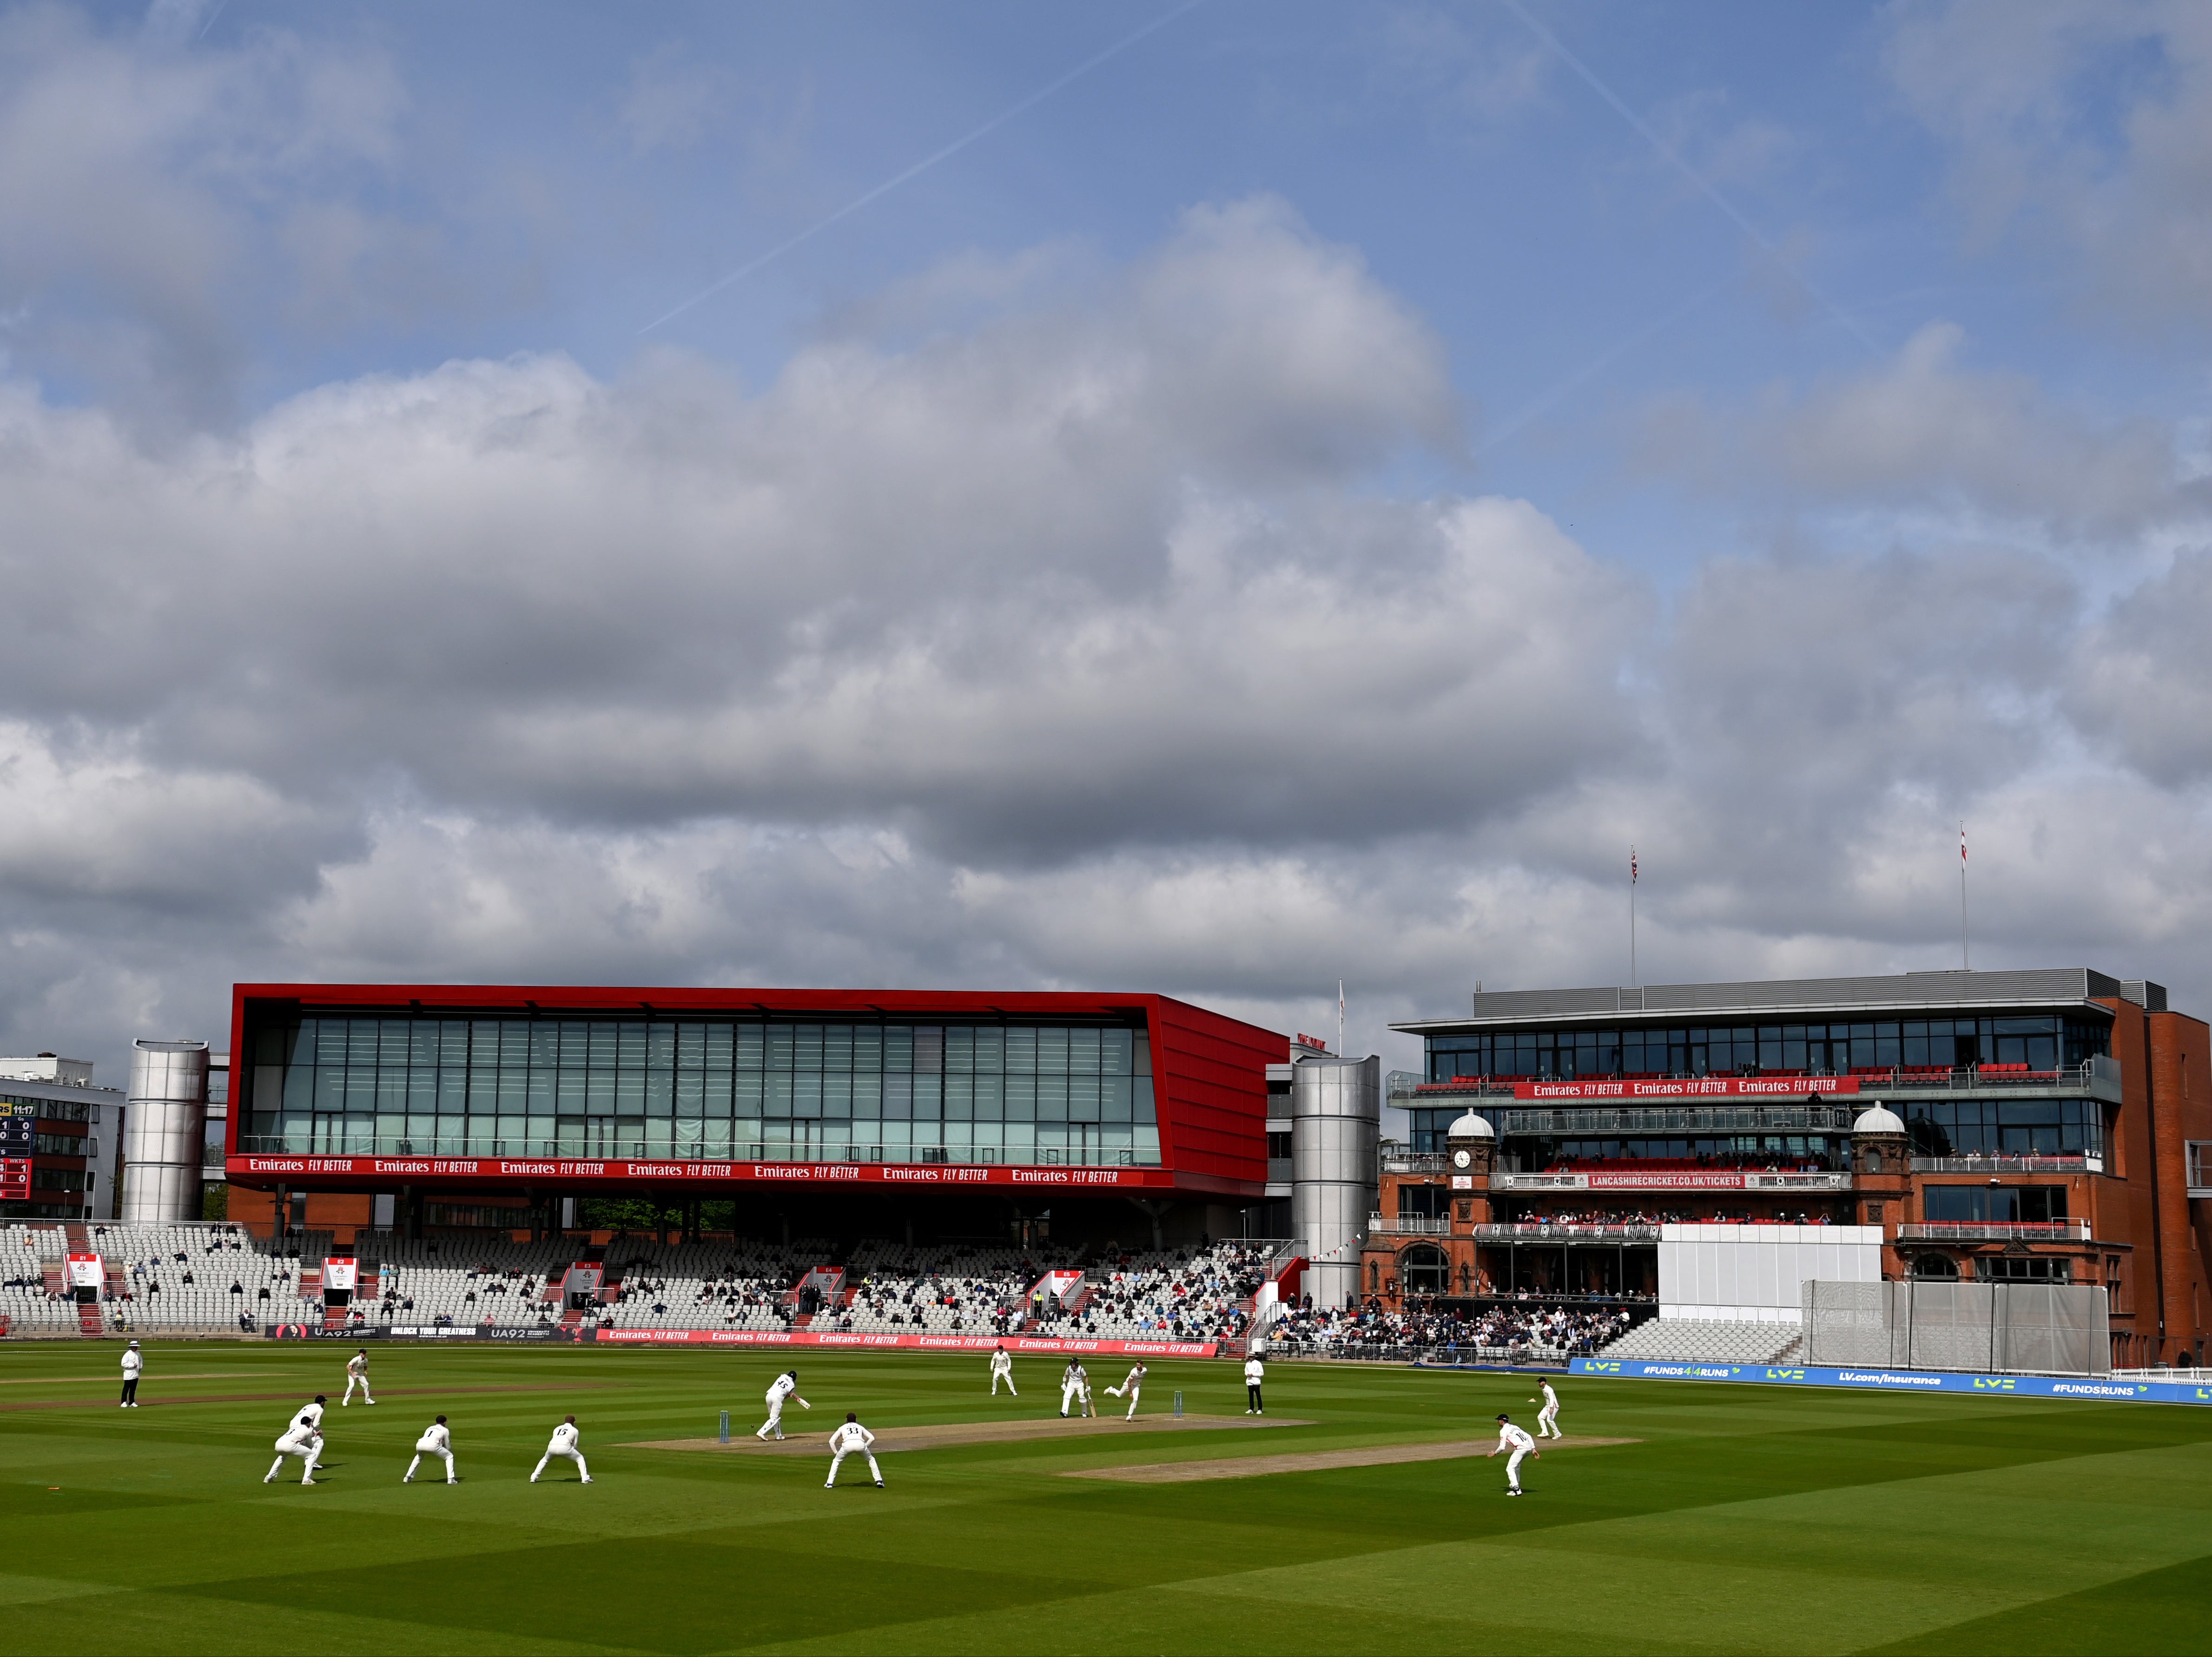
[1498,0,1881,356]
[641,0,1206,334]
[1479,274,1732,454]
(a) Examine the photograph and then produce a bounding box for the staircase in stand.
[62,1223,105,1335]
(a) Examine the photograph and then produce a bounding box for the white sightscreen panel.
[1660,1227,1883,1318]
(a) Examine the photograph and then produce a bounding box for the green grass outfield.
[2,1341,2207,1656]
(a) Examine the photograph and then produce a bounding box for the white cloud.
[616,42,733,157]
[0,107,2205,1086]
[1640,321,2203,538]
[1886,0,2212,332]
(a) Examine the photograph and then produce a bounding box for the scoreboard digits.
[2,1105,37,1197]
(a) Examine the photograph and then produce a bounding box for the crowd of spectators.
[1267,1298,1638,1359]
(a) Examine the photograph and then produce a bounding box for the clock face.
[1452,1149,1472,1169]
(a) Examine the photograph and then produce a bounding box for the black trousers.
[120,1378,138,1403]
[1246,1383,1262,1410]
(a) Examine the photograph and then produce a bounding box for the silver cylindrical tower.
[122,1039,211,1223]
[1290,1053,1380,1308]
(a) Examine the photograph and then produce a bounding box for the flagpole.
[1960,823,1969,970]
[1336,980,1344,1057]
[1630,846,1638,986]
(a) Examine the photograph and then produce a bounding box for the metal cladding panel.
[1402,967,2131,1032]
[1291,1055,1381,1307]
[1145,997,1279,1188]
[123,1039,210,1223]
[230,983,1277,1195]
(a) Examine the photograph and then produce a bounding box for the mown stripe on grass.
[1851,1551,2212,1656]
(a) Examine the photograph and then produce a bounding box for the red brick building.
[1377,969,2211,1368]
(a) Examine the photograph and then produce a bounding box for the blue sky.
[4,0,2212,1082]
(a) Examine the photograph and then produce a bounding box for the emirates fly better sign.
[1512,1077,1864,1100]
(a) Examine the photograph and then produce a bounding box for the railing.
[1911,1154,2103,1175]
[1381,1152,1450,1173]
[2114,1366,2212,1383]
[1471,1223,1660,1242]
[1895,1221,2090,1242]
[233,1137,1157,1169]
[1368,1213,1450,1236]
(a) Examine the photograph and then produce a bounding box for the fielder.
[342,1348,376,1406]
[1059,1359,1088,1418]
[757,1369,810,1440]
[1534,1379,1562,1439]
[1486,1412,1539,1495]
[119,1340,142,1407]
[825,1413,883,1488]
[989,1343,1017,1396]
[264,1396,327,1485]
[405,1414,457,1484]
[530,1414,591,1483]
[1105,1361,1147,1420]
[1243,1353,1265,1414]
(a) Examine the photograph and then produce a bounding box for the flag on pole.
[1631,847,1638,884]
[1960,823,1967,863]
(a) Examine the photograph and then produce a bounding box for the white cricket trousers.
[1505,1447,1529,1491]
[406,1448,456,1483]
[266,1433,320,1484]
[532,1447,589,1482]
[1537,1404,1560,1438]
[826,1449,883,1487]
[992,1368,1017,1395]
[757,1399,786,1439]
[343,1374,374,1405]
[1113,1384,1140,1420]
[1060,1381,1083,1416]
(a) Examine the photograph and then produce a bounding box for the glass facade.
[1921,1184,2068,1223]
[1902,1099,2102,1158]
[243,1016,1160,1167]
[1532,1135,1841,1170]
[1426,1015,2109,1082]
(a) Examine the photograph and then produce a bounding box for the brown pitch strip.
[1063,1433,1642,1482]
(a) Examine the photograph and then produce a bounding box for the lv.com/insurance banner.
[1571,1357,2212,1407]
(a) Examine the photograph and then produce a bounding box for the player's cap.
[314,1394,328,1403]
[127,1339,140,1347]
[436,1414,447,1424]
[846,1411,857,1421]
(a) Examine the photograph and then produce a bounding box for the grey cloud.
[1,146,2210,1087]
[0,199,1615,866]
[1887,0,2212,333]
[2065,545,2212,784]
[1641,322,2195,534]
[0,4,541,424]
